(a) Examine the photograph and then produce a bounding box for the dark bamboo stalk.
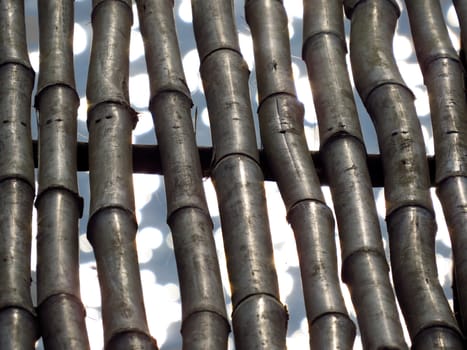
[405,0,467,338]
[136,1,230,348]
[0,1,38,348]
[302,0,407,348]
[345,0,464,348]
[34,1,90,348]
[245,1,355,348]
[191,0,288,348]
[453,0,467,70]
[86,0,158,348]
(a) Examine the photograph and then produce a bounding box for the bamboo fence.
[0,0,466,349]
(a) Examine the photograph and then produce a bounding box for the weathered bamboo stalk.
[245,0,355,348]
[136,0,230,348]
[405,0,467,338]
[0,1,38,348]
[191,0,288,348]
[453,0,467,70]
[34,1,91,348]
[302,0,407,348]
[86,0,158,348]
[345,0,464,348]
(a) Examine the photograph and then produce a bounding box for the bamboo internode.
[1,0,467,349]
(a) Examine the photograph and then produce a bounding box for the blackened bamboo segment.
[454,1,467,66]
[405,0,467,336]
[87,1,157,348]
[303,0,406,348]
[346,0,463,345]
[137,1,230,348]
[0,1,37,348]
[192,3,288,347]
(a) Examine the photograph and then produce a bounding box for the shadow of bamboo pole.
[245,0,356,348]
[86,0,158,348]
[345,0,464,348]
[191,0,289,348]
[302,0,407,348]
[34,1,91,348]
[0,1,38,348]
[136,0,230,348]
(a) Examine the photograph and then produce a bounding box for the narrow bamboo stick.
[405,0,467,337]
[86,0,158,348]
[136,0,230,348]
[191,1,288,348]
[345,0,464,348]
[302,0,407,348]
[0,1,38,348]
[34,1,91,348]
[245,0,355,348]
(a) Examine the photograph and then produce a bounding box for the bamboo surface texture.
[246,0,355,348]
[1,1,467,349]
[302,0,407,348]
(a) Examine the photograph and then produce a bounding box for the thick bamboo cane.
[0,1,38,348]
[191,1,288,348]
[136,0,230,348]
[301,0,407,348]
[34,1,91,348]
[405,0,467,337]
[244,1,355,348]
[86,1,158,348]
[345,0,464,348]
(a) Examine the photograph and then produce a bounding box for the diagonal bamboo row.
[0,1,38,348]
[405,0,467,338]
[34,1,91,348]
[301,0,407,348]
[244,0,356,348]
[190,0,288,348]
[86,0,158,348]
[136,0,230,348]
[345,0,464,348]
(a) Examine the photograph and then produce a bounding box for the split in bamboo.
[34,1,91,348]
[302,0,407,348]
[0,0,38,348]
[86,0,158,348]
[191,0,289,348]
[405,0,467,339]
[136,0,230,348]
[245,0,356,348]
[345,0,464,347]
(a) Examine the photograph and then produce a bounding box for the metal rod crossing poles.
[345,0,464,348]
[302,0,407,348]
[245,0,356,348]
[86,0,158,348]
[136,0,230,349]
[191,0,289,348]
[0,1,38,348]
[405,0,467,339]
[34,1,91,348]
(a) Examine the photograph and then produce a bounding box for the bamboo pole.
[453,1,467,70]
[86,0,158,348]
[345,0,464,348]
[405,0,467,338]
[136,0,230,348]
[244,1,355,348]
[191,1,288,348]
[301,0,407,348]
[34,1,91,348]
[0,1,38,348]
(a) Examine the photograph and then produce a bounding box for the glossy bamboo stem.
[0,1,38,348]
[86,0,158,348]
[35,1,90,348]
[245,0,355,348]
[302,0,407,348]
[191,0,288,348]
[345,0,463,348]
[136,0,230,348]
